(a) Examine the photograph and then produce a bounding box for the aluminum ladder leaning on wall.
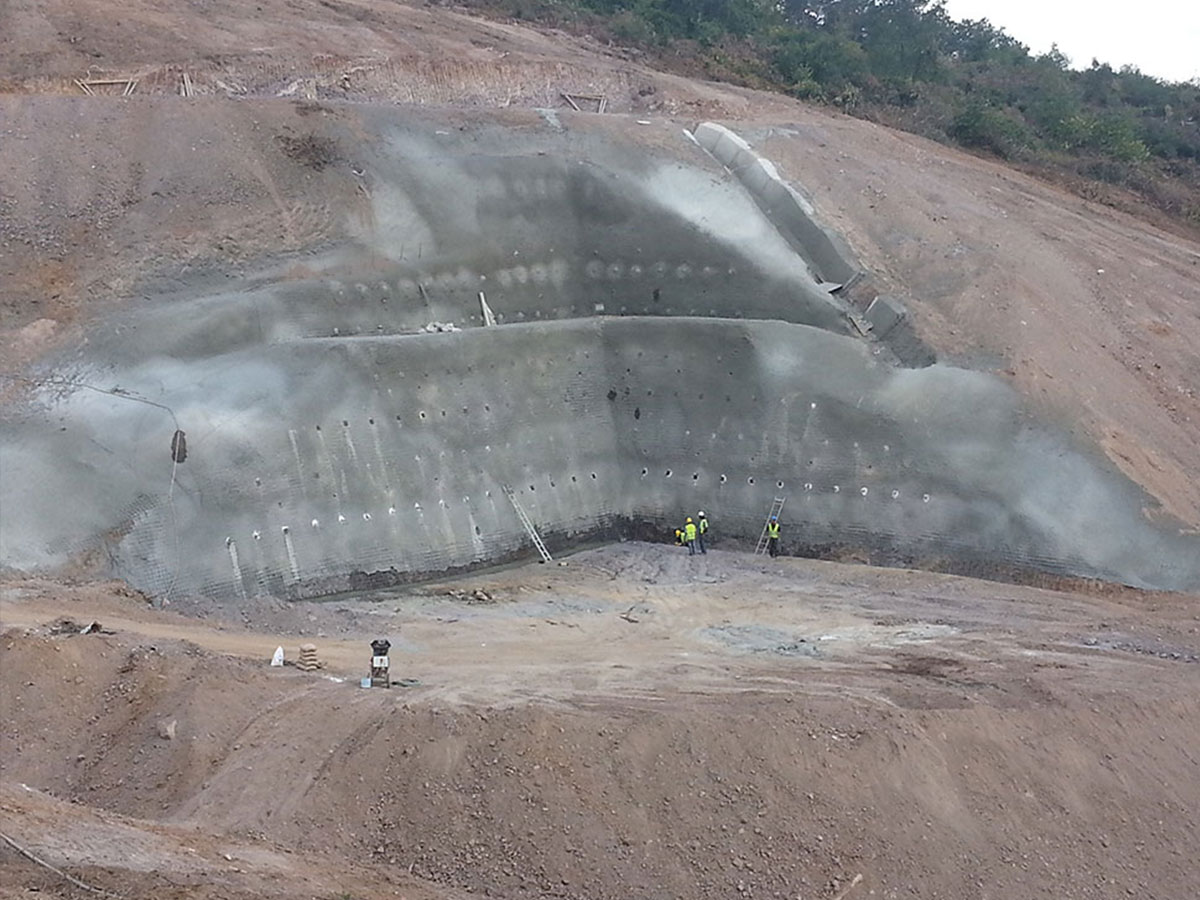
[479,291,497,327]
[754,497,787,556]
[500,484,553,563]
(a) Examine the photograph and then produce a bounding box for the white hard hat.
[698,510,705,516]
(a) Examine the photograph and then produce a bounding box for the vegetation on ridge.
[454,0,1200,231]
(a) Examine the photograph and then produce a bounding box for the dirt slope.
[0,783,460,900]
[3,547,1200,899]
[756,123,1200,528]
[0,0,787,115]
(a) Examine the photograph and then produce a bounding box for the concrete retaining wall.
[691,122,863,290]
[4,317,1197,596]
[2,106,1195,598]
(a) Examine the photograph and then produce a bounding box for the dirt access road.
[4,543,1200,899]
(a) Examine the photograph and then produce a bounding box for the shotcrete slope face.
[1,110,1197,596]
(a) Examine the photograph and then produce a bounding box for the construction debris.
[561,92,607,113]
[75,77,138,96]
[296,643,321,671]
[447,587,495,604]
[420,321,460,334]
[848,312,873,337]
[830,873,865,900]
[864,295,908,339]
[46,618,108,636]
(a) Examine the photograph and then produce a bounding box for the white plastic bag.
[270,646,285,667]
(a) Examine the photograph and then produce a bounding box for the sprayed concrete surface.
[1,102,1198,596]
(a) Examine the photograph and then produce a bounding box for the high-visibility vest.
[767,522,780,538]
[699,518,708,534]
[685,522,697,541]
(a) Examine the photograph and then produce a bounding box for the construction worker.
[674,526,684,546]
[767,515,781,558]
[696,511,709,554]
[684,516,698,556]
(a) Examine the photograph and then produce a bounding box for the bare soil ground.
[0,783,459,900]
[0,0,790,115]
[3,544,1200,899]
[3,3,1200,898]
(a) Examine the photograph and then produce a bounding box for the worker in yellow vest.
[684,517,698,556]
[674,527,684,546]
[767,516,781,558]
[696,511,709,554]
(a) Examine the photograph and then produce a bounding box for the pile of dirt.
[0,783,457,900]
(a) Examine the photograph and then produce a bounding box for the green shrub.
[949,102,1031,158]
[1087,114,1150,162]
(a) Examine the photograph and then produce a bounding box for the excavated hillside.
[1,3,1200,899]
[3,8,1200,596]
[1,1,1197,532]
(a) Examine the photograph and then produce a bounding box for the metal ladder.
[500,484,553,563]
[479,291,497,327]
[754,497,786,556]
